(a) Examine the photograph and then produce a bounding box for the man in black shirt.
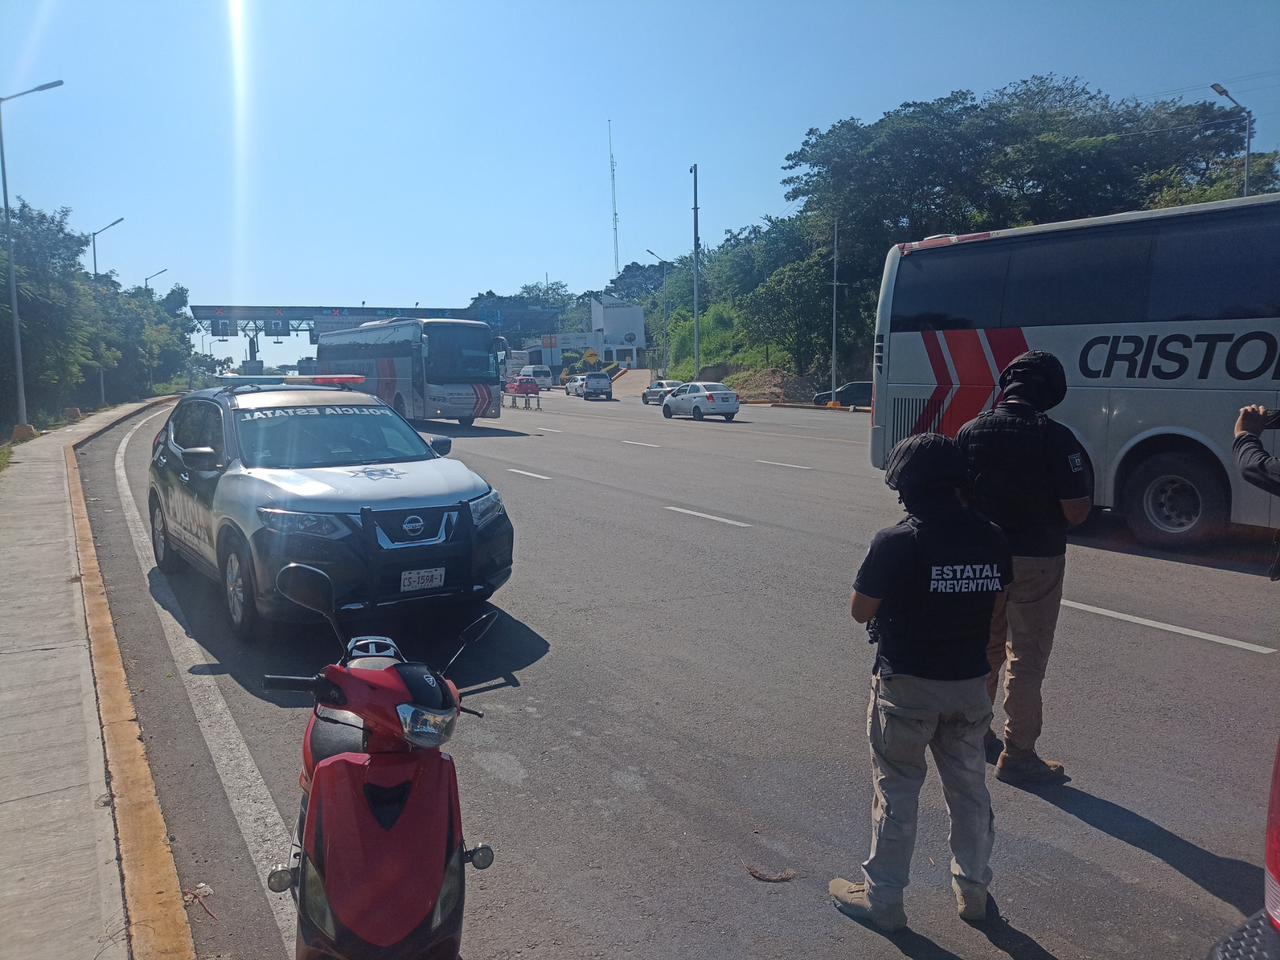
[1234,405,1280,497]
[957,351,1091,785]
[830,433,1011,933]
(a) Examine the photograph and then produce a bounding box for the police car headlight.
[257,508,348,539]
[468,488,505,530]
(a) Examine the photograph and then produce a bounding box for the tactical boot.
[996,745,1068,784]
[952,877,988,922]
[829,878,907,932]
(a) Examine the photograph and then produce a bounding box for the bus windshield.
[424,324,497,382]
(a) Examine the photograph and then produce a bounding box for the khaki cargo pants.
[986,554,1066,753]
[862,674,995,909]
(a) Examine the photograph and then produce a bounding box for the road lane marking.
[756,459,812,470]
[508,468,552,480]
[115,410,295,956]
[622,440,660,448]
[537,426,563,433]
[1061,599,1275,654]
[664,506,752,527]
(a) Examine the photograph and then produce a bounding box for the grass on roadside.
[0,445,11,475]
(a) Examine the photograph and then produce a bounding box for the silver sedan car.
[641,380,682,405]
[661,382,740,422]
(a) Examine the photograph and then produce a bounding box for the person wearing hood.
[831,433,1011,932]
[956,351,1092,786]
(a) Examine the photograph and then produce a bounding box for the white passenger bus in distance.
[317,317,502,427]
[869,194,1280,548]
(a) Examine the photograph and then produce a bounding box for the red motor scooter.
[263,563,495,960]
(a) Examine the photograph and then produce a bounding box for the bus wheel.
[459,417,475,428]
[1122,452,1227,549]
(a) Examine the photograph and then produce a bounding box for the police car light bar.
[284,375,366,386]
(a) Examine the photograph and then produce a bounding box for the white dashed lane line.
[756,459,812,470]
[1061,599,1275,654]
[507,468,553,480]
[664,506,752,528]
[621,440,661,448]
[537,426,563,433]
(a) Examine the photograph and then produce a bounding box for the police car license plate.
[400,567,445,592]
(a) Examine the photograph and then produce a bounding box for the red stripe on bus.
[914,330,952,433]
[985,327,1030,374]
[941,329,995,435]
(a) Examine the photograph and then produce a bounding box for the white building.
[529,295,649,369]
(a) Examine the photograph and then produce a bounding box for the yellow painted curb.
[66,400,196,960]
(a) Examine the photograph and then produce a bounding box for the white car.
[564,375,586,396]
[662,382,740,422]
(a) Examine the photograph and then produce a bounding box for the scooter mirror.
[466,843,494,870]
[276,563,335,617]
[458,610,500,646]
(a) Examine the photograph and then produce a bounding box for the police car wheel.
[151,502,185,574]
[220,536,260,641]
[1123,452,1227,549]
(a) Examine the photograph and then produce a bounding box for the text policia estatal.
[238,407,394,421]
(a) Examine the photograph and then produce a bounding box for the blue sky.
[5,0,1280,366]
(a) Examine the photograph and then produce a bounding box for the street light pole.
[690,164,700,377]
[91,216,124,279]
[830,218,839,403]
[646,248,671,376]
[0,79,64,430]
[144,267,167,291]
[1211,83,1253,197]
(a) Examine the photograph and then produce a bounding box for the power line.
[1134,68,1280,102]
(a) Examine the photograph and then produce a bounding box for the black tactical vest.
[958,406,1064,548]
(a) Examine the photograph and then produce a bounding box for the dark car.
[1205,739,1279,959]
[147,379,514,639]
[813,381,872,407]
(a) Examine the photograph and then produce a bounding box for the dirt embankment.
[723,368,821,403]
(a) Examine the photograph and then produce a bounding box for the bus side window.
[1147,209,1280,323]
[1003,226,1151,328]
[890,245,1008,332]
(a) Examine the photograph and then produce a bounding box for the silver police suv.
[148,380,514,639]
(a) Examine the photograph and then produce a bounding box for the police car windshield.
[235,404,434,470]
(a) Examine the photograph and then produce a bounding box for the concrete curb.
[741,400,868,411]
[65,397,196,960]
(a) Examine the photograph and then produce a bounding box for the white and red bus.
[870,193,1280,548]
[317,317,502,427]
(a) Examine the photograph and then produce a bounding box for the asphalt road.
[78,392,1280,960]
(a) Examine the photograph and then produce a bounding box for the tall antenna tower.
[609,120,620,276]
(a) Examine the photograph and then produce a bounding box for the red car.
[504,376,540,396]
[1206,739,1279,959]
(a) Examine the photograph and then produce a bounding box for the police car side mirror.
[181,446,220,471]
[429,436,452,457]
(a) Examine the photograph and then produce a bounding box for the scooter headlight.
[396,703,457,749]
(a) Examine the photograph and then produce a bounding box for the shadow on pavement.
[417,422,531,439]
[1068,512,1274,577]
[149,569,549,709]
[842,904,1057,960]
[1025,783,1263,916]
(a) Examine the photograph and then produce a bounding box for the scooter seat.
[309,706,364,765]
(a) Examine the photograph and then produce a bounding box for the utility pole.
[646,248,671,376]
[1,79,64,431]
[609,120,620,276]
[830,219,839,402]
[690,163,700,376]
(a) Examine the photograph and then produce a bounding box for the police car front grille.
[370,507,458,546]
